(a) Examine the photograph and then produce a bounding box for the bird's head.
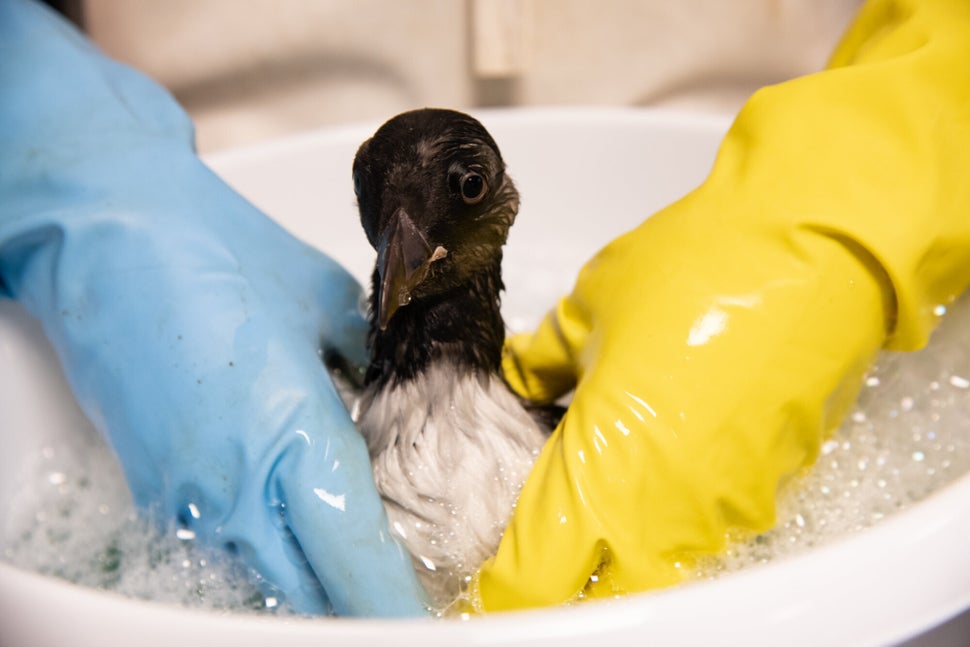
[353,108,519,330]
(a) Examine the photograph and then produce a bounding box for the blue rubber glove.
[0,0,428,617]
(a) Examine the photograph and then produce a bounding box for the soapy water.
[1,422,283,614]
[694,292,970,579]
[2,293,969,616]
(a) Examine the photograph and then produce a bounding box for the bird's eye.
[352,171,363,198]
[460,172,488,204]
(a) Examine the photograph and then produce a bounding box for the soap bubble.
[3,293,970,615]
[693,292,970,579]
[1,420,285,615]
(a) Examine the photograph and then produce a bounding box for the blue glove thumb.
[0,0,428,616]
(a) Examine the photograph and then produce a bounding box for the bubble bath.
[2,291,968,617]
[0,415,284,614]
[3,106,970,628]
[693,292,970,580]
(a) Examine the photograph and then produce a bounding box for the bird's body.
[351,108,551,608]
[356,364,545,607]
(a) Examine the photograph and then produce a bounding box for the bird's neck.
[365,261,506,388]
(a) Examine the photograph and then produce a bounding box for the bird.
[349,108,558,611]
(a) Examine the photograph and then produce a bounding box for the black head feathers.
[353,109,519,385]
[353,108,519,330]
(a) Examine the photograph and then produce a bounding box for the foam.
[692,292,970,579]
[1,423,283,614]
[2,294,969,615]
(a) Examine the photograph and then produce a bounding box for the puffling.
[350,108,556,608]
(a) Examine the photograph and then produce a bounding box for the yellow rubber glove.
[471,0,970,611]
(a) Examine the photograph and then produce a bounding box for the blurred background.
[44,0,862,152]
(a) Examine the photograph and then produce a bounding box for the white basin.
[2,108,968,646]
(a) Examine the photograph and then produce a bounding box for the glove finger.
[502,294,589,403]
[315,267,370,373]
[212,485,334,615]
[471,399,603,610]
[265,239,371,373]
[273,381,429,617]
[176,353,428,617]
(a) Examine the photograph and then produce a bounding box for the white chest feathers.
[355,363,546,609]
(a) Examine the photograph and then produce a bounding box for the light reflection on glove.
[472,0,970,611]
[0,0,427,617]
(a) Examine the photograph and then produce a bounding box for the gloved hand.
[472,0,970,610]
[0,0,427,616]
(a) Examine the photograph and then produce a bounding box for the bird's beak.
[376,207,448,330]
